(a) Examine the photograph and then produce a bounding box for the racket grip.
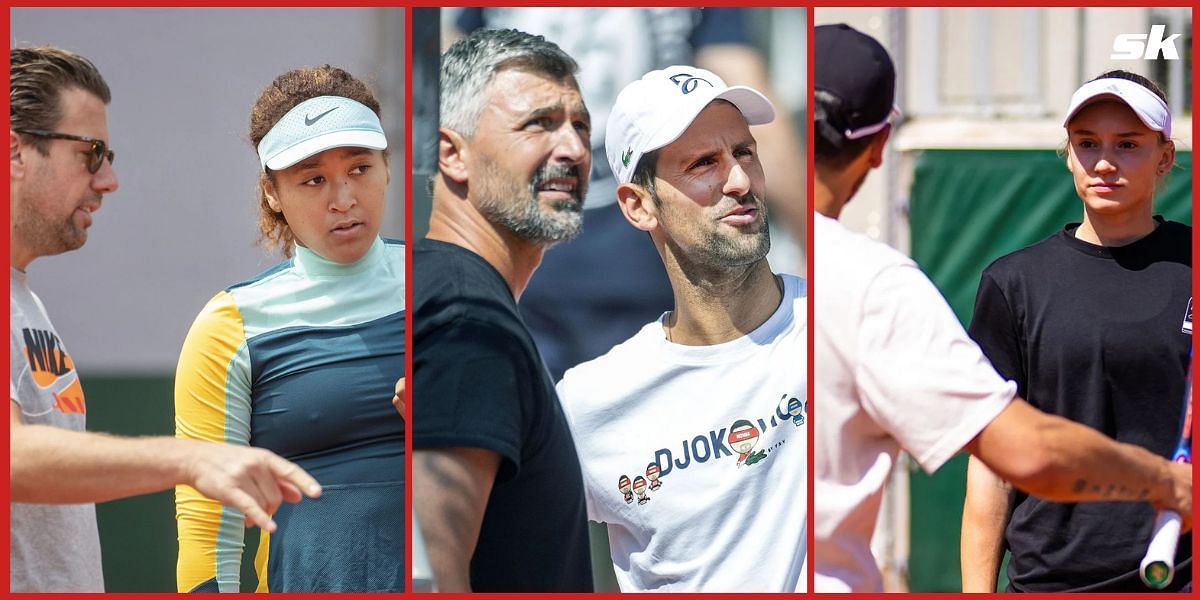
[1140,510,1182,589]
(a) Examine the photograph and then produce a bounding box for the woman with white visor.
[174,66,405,593]
[961,71,1190,593]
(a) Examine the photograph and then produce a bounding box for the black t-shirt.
[412,239,593,592]
[968,218,1192,592]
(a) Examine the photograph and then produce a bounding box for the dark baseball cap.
[814,24,898,140]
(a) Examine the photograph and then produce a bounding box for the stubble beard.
[474,155,586,246]
[13,173,90,259]
[695,191,772,268]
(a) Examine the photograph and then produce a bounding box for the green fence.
[83,374,260,592]
[905,149,1192,591]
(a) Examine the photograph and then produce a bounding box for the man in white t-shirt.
[812,24,1192,592]
[556,65,807,592]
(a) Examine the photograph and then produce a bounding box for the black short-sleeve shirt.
[968,219,1192,592]
[413,239,593,592]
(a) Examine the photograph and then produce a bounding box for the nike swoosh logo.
[305,107,339,126]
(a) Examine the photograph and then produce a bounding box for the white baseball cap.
[257,95,388,171]
[1063,78,1171,138]
[605,66,775,185]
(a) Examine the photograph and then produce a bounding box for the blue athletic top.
[174,237,404,592]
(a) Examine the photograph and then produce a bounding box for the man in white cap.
[556,65,807,592]
[10,46,321,593]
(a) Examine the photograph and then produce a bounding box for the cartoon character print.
[781,395,807,427]
[617,392,801,504]
[633,476,650,505]
[728,419,766,466]
[618,475,634,504]
[646,462,662,490]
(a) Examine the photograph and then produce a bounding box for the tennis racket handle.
[1140,510,1182,588]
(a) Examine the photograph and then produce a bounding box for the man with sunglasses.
[15,130,113,170]
[10,46,323,592]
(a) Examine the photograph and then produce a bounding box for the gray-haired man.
[412,28,593,592]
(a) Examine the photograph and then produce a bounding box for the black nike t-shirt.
[412,239,593,592]
[968,218,1192,592]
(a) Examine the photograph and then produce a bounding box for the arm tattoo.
[1072,478,1149,500]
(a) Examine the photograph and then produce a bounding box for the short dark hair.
[814,89,880,169]
[10,46,111,154]
[630,148,660,205]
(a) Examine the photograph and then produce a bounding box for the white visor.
[1062,78,1170,139]
[257,96,387,171]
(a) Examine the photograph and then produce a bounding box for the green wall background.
[84,375,259,592]
[905,149,1192,592]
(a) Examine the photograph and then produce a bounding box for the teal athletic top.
[174,237,404,592]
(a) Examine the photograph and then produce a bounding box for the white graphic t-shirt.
[558,275,808,592]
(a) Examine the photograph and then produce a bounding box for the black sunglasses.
[15,129,115,174]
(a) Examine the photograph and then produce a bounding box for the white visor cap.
[606,65,775,186]
[1063,78,1171,139]
[257,95,388,171]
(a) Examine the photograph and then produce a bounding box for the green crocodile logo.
[621,147,633,167]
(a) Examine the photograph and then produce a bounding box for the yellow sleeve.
[174,291,255,593]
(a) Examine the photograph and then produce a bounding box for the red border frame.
[806,6,817,596]
[405,6,416,595]
[3,3,11,596]
[1191,7,1198,596]
[4,5,1197,600]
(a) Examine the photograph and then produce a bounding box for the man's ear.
[616,182,659,232]
[867,125,892,169]
[262,175,283,213]
[11,130,26,181]
[438,128,470,185]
